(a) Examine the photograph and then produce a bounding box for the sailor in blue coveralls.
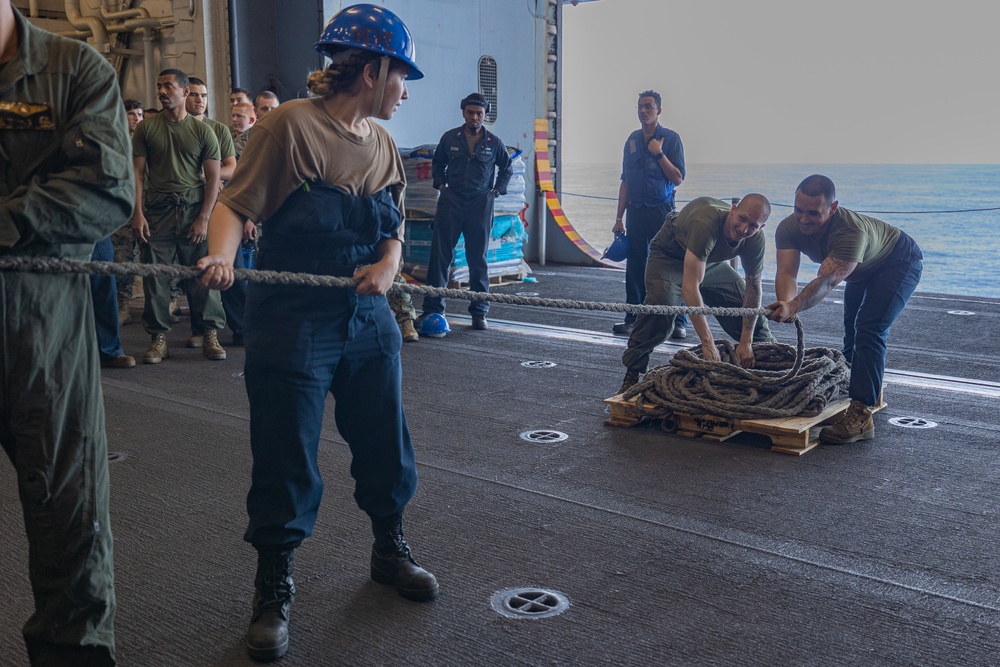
[197,4,436,661]
[419,92,513,331]
[611,89,688,337]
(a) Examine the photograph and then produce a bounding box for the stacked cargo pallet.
[398,145,530,285]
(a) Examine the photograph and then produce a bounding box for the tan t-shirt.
[220,97,406,227]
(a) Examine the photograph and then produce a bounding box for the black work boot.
[370,513,439,602]
[247,548,296,662]
[618,369,641,395]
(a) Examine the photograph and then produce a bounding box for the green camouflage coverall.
[0,7,134,665]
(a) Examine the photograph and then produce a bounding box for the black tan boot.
[370,513,439,602]
[247,548,296,662]
[820,399,875,444]
[618,369,641,395]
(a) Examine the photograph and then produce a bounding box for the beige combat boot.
[118,304,131,326]
[400,319,419,342]
[202,329,227,361]
[143,333,168,364]
[820,399,874,444]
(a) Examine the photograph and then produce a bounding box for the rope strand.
[0,255,850,419]
[0,256,767,318]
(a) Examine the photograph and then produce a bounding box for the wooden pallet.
[604,394,886,456]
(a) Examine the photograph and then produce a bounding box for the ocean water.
[559,163,1000,299]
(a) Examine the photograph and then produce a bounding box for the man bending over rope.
[767,174,923,444]
[619,194,776,394]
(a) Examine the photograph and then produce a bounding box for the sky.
[560,0,1000,164]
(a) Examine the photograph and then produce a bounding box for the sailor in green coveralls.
[0,1,135,664]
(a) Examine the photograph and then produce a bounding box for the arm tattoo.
[795,258,855,312]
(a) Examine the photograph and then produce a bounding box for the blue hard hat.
[602,232,630,262]
[315,4,424,80]
[419,313,450,337]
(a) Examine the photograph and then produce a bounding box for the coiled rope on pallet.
[622,319,850,420]
[0,256,851,418]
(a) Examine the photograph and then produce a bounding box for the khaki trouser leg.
[141,205,181,333]
[176,231,226,332]
[621,247,682,372]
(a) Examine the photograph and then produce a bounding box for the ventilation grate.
[478,56,498,123]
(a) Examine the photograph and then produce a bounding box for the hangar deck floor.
[2,263,998,666]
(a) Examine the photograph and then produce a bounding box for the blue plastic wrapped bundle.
[398,145,438,220]
[452,214,527,282]
[494,155,527,214]
[401,219,433,266]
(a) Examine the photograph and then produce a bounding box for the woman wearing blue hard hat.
[198,4,435,661]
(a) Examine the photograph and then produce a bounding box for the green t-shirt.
[651,196,766,275]
[203,117,236,160]
[132,113,220,196]
[774,206,900,283]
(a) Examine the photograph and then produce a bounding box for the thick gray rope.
[0,256,764,317]
[0,256,849,419]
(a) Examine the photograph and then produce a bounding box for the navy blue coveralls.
[242,182,417,549]
[422,124,513,316]
[621,125,685,325]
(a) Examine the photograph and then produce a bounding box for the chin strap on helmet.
[371,55,391,117]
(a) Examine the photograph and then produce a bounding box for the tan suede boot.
[202,329,227,361]
[400,319,419,342]
[820,399,874,444]
[143,333,168,364]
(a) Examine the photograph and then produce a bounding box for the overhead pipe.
[137,26,157,108]
[55,1,171,105]
[228,0,240,89]
[105,17,168,107]
[64,0,111,52]
[99,0,148,22]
